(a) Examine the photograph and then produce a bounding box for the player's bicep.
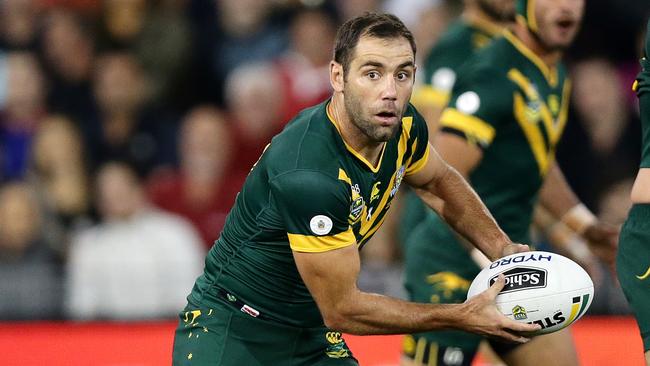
[293,245,361,323]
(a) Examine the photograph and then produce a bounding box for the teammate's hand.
[499,242,531,258]
[582,222,618,272]
[458,275,541,343]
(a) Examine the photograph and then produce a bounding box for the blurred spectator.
[0,182,64,320]
[147,106,242,249]
[225,62,286,176]
[84,51,177,176]
[40,9,96,126]
[190,0,288,104]
[28,115,91,237]
[66,161,203,320]
[335,0,381,21]
[96,0,147,50]
[0,0,40,51]
[0,51,47,181]
[275,6,335,121]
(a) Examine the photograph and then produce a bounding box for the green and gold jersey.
[190,100,430,327]
[438,30,571,242]
[634,56,650,168]
[411,18,503,110]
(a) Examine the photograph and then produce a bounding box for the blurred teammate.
[617,18,650,366]
[402,1,618,365]
[171,13,540,366]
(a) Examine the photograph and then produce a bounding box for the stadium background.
[0,0,647,364]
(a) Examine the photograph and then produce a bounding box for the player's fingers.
[493,329,531,344]
[502,318,541,334]
[484,274,505,298]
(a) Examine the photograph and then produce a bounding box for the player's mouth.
[375,111,398,125]
[555,18,576,32]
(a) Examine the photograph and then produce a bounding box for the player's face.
[534,0,584,51]
[477,0,516,22]
[343,35,415,142]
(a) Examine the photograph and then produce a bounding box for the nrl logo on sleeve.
[348,184,365,224]
[489,266,547,294]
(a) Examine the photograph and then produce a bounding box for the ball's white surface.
[467,251,594,335]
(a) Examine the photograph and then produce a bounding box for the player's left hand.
[582,222,619,271]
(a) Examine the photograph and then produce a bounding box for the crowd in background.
[0,0,647,321]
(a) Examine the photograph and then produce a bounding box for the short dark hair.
[334,12,416,76]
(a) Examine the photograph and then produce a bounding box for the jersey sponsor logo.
[310,215,333,235]
[512,305,528,320]
[488,266,547,294]
[432,68,456,92]
[390,165,406,197]
[456,91,480,114]
[489,253,552,269]
[326,332,343,344]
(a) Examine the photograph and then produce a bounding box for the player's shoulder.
[424,21,475,71]
[264,101,342,180]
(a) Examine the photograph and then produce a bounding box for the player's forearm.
[428,164,510,260]
[324,290,463,335]
[538,163,581,219]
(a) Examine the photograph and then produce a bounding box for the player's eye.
[396,71,411,81]
[367,71,380,80]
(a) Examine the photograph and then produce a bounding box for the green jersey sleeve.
[270,170,356,253]
[439,68,511,148]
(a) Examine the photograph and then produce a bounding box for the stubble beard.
[343,87,400,143]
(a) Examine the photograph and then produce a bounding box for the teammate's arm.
[405,140,527,261]
[538,162,618,265]
[293,241,539,339]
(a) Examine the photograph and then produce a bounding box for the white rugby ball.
[467,251,593,335]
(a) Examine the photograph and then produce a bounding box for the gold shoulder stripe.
[411,86,450,109]
[288,228,356,253]
[405,140,430,176]
[440,108,496,145]
[633,80,639,92]
[338,169,351,185]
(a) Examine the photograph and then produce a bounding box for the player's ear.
[330,61,344,92]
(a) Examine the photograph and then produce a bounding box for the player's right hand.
[458,274,541,343]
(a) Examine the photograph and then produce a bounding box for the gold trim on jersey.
[326,103,386,173]
[288,228,356,252]
[503,31,558,87]
[338,169,352,185]
[513,92,551,175]
[411,85,450,109]
[406,139,430,176]
[508,69,571,147]
[440,108,497,145]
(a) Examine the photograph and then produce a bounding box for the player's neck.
[513,24,562,68]
[463,7,509,34]
[328,95,385,166]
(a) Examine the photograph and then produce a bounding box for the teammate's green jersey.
[403,18,503,245]
[437,30,571,242]
[188,100,430,328]
[411,18,503,109]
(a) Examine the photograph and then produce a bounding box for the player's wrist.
[560,203,597,236]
